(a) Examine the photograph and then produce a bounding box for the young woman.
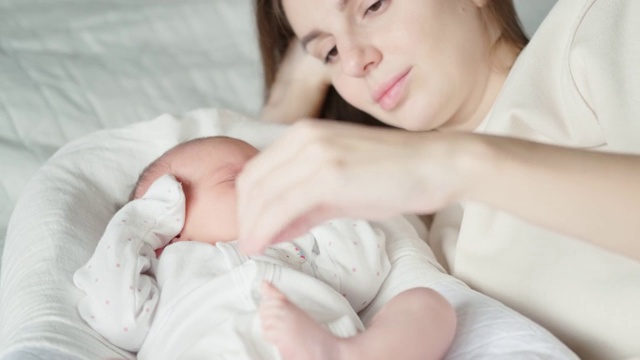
[239,0,640,359]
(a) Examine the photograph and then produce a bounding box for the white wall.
[514,0,558,37]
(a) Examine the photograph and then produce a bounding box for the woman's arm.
[462,134,640,261]
[260,39,331,124]
[237,120,640,261]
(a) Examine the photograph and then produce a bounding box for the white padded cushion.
[0,109,285,359]
[0,109,578,360]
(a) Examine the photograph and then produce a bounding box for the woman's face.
[282,0,499,131]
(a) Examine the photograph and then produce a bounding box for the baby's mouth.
[155,247,165,258]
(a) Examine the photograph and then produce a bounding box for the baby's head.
[133,136,259,246]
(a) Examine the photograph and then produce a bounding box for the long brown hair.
[255,0,528,127]
[483,1,529,53]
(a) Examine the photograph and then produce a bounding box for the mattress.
[0,0,264,264]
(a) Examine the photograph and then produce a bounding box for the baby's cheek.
[216,192,239,241]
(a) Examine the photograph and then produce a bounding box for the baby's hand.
[75,174,184,351]
[106,174,185,252]
[137,174,185,250]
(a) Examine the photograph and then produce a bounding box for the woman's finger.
[237,120,328,219]
[238,122,463,252]
[237,138,331,249]
[238,120,361,233]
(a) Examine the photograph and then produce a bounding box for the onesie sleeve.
[309,219,391,313]
[73,174,185,352]
[357,216,456,325]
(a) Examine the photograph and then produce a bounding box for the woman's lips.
[373,69,411,111]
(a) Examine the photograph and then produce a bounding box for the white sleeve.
[358,216,456,324]
[72,175,185,352]
[309,219,391,313]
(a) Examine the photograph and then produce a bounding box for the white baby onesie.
[73,174,390,359]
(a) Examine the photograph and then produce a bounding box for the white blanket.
[0,109,577,359]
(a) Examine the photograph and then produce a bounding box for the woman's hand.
[238,116,640,260]
[236,120,470,253]
[260,39,332,124]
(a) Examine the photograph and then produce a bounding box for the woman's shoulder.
[566,0,640,151]
[486,0,640,150]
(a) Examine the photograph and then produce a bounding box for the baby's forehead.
[176,136,255,156]
[134,137,253,199]
[164,137,252,174]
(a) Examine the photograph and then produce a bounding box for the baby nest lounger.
[0,108,577,359]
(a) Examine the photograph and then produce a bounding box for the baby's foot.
[259,282,346,360]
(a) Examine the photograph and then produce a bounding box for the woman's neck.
[443,41,520,132]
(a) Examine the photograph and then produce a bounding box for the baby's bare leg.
[259,282,345,360]
[259,283,456,360]
[347,287,457,360]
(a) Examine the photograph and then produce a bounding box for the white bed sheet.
[0,0,264,263]
[0,0,558,269]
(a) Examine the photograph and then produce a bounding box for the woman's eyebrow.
[301,30,322,52]
[300,0,350,51]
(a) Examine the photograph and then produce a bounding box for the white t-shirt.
[431,0,640,359]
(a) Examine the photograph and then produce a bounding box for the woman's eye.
[324,46,338,64]
[365,0,383,15]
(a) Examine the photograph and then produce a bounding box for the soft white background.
[515,0,558,37]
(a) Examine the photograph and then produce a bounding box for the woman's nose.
[340,42,381,77]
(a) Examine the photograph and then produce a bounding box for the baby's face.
[150,137,259,246]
